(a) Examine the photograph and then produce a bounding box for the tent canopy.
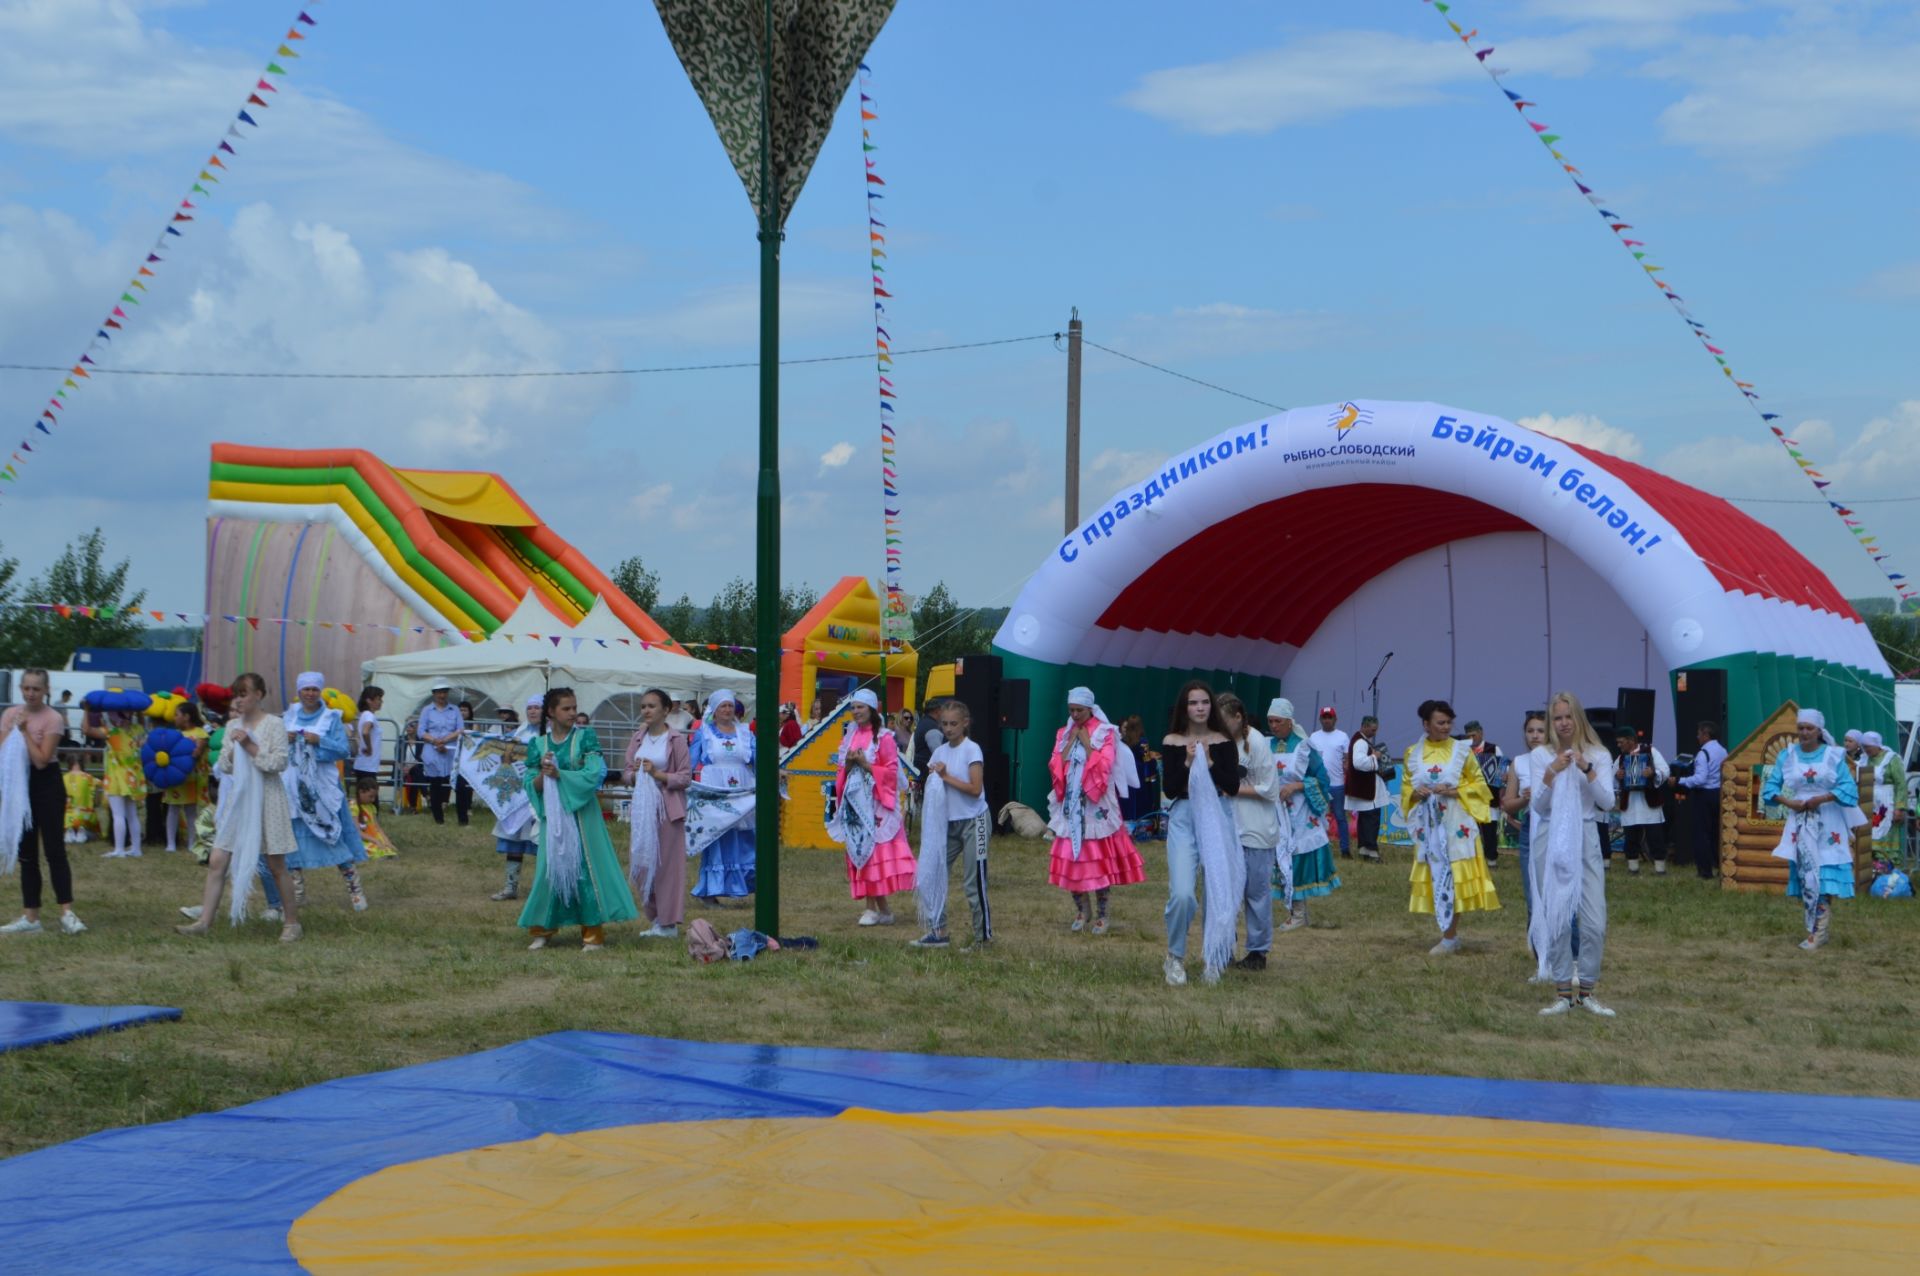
[363,592,748,719]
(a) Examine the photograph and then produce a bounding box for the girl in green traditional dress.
[518,687,637,951]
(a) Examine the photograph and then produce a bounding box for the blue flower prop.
[141,726,196,790]
[83,687,152,714]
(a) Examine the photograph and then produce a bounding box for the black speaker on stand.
[1615,687,1657,745]
[953,654,1017,814]
[1669,669,1728,864]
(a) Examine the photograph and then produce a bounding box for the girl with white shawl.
[828,688,918,926]
[1159,681,1244,987]
[1762,707,1859,951]
[1527,691,1618,1017]
[177,673,302,942]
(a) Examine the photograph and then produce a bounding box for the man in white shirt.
[1308,707,1352,859]
[1614,727,1672,874]
[1675,720,1726,879]
[1345,715,1391,861]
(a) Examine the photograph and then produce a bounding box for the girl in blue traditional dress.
[1762,707,1858,951]
[282,672,369,912]
[687,688,756,902]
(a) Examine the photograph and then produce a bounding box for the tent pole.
[752,0,782,937]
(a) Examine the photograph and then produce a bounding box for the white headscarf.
[849,688,881,713]
[1267,697,1296,722]
[295,671,325,693]
[1066,687,1137,797]
[1863,731,1884,749]
[1798,708,1836,745]
[706,688,740,718]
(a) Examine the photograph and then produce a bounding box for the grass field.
[3,813,1916,1159]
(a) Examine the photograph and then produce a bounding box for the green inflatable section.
[1674,652,1896,748]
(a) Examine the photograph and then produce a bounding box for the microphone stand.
[1367,652,1393,722]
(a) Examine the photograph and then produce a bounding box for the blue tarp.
[1,1032,1916,1272]
[0,1001,180,1054]
[70,646,202,696]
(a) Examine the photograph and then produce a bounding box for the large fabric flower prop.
[141,726,196,790]
[83,688,152,714]
[322,687,358,722]
[196,682,233,715]
[146,692,184,722]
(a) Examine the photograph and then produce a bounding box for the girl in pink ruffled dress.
[1047,687,1146,935]
[829,688,918,927]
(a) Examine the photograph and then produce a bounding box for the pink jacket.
[1049,722,1115,801]
[626,729,692,822]
[835,724,901,811]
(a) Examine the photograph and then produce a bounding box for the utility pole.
[1064,307,1082,533]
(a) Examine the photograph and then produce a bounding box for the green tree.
[607,556,661,613]
[4,530,148,669]
[0,541,19,666]
[1867,611,1920,678]
[658,593,699,648]
[699,577,756,673]
[780,582,819,634]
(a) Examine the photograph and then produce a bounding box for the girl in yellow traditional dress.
[85,702,149,857]
[162,702,210,854]
[63,755,99,844]
[1402,698,1500,955]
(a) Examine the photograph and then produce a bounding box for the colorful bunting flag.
[3,7,316,505]
[1421,0,1915,611]
[861,63,912,645]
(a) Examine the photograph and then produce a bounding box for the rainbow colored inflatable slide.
[206,444,671,707]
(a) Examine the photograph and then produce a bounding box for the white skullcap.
[1844,728,1862,742]
[849,688,880,711]
[1863,730,1883,748]
[1066,686,1097,707]
[1267,698,1295,720]
[706,688,739,715]
[1798,708,1825,729]
[295,672,325,692]
[526,694,544,708]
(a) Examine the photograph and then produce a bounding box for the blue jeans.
[258,859,283,910]
[1164,797,1233,960]
[1241,844,1274,955]
[1328,786,1349,854]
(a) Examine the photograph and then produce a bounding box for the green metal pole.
[753,0,782,937]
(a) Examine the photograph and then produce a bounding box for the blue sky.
[1,0,1915,620]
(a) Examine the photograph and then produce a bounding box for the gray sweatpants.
[1241,844,1275,954]
[929,811,992,942]
[1548,820,1606,987]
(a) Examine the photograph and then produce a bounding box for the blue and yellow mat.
[2,1032,1916,1272]
[0,1000,180,1054]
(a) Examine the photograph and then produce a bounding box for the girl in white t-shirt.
[911,701,993,949]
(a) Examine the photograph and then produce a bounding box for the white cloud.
[1086,447,1164,495]
[1646,32,1920,170]
[1518,411,1645,460]
[1520,0,1739,21]
[1656,407,1920,499]
[1861,261,1920,301]
[1120,28,1610,135]
[626,482,675,521]
[817,441,856,474]
[1117,302,1345,365]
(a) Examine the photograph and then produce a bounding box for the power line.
[0,333,1057,381]
[1079,338,1287,412]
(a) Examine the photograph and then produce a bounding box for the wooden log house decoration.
[1719,700,1874,893]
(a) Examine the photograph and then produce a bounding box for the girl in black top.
[1160,681,1245,986]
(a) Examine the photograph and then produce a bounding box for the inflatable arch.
[992,400,1893,803]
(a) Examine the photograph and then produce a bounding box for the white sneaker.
[60,912,86,935]
[1428,937,1461,956]
[872,911,894,926]
[1163,955,1187,987]
[1202,965,1222,986]
[528,936,549,950]
[1539,998,1572,1016]
[1627,860,1640,875]
[858,909,882,926]
[1526,972,1553,985]
[179,905,204,920]
[1,915,44,935]
[261,908,283,923]
[1579,996,1617,1018]
[638,924,679,939]
[1278,908,1309,933]
[350,891,368,913]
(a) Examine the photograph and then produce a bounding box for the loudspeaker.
[1671,668,1727,759]
[1587,706,1617,751]
[998,678,1030,732]
[1615,687,1656,746]
[952,653,1003,729]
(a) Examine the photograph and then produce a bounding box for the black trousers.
[18,763,72,910]
[428,776,472,824]
[1623,820,1666,863]
[1691,789,1721,877]
[1479,820,1500,863]
[1356,807,1382,850]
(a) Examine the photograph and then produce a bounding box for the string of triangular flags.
[860,62,912,646]
[5,601,893,661]
[1422,0,1915,613]
[0,8,321,503]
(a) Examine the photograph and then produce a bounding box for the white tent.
[362,592,749,721]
